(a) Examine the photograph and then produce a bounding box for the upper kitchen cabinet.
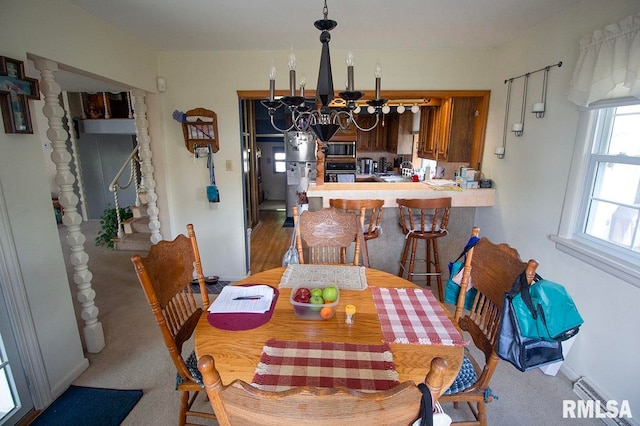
[386,112,414,155]
[328,122,357,142]
[417,92,489,169]
[355,114,385,151]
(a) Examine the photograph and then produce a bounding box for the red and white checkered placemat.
[251,339,400,392]
[371,287,468,346]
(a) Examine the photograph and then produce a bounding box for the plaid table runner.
[371,287,468,346]
[251,339,400,392]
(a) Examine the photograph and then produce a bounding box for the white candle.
[532,102,545,112]
[512,123,523,132]
[495,146,505,155]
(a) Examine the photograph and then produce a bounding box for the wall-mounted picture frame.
[0,56,40,134]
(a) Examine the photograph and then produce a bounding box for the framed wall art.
[0,56,40,134]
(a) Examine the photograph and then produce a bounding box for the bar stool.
[396,197,451,301]
[329,199,384,241]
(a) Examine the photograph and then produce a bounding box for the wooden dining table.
[194,266,464,390]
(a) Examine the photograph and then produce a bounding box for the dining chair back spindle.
[198,354,448,426]
[131,224,216,426]
[440,227,538,426]
[293,206,370,267]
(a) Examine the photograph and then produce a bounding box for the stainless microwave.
[325,141,356,158]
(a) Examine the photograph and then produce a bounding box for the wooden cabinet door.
[446,97,478,163]
[417,106,442,159]
[355,115,376,151]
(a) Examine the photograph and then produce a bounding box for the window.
[273,146,286,173]
[554,99,640,287]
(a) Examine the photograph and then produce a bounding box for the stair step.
[123,216,151,235]
[114,232,152,252]
[130,205,147,218]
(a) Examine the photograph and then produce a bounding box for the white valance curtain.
[567,12,640,107]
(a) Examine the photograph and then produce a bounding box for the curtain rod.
[504,61,562,84]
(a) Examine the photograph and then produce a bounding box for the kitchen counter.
[307,182,495,208]
[305,181,495,283]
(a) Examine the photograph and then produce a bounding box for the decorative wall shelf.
[181,108,219,153]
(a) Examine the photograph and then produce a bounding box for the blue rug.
[31,385,143,426]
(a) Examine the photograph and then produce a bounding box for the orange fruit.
[320,306,333,319]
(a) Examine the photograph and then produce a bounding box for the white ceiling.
[41,0,582,91]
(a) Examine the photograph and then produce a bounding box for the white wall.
[0,0,160,401]
[476,0,640,416]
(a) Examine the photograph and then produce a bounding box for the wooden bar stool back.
[396,197,452,300]
[329,199,385,241]
[131,224,216,426]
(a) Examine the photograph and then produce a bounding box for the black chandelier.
[261,0,387,142]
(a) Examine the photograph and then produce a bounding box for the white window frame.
[272,146,286,174]
[552,97,640,288]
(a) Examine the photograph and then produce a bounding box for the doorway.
[0,258,34,426]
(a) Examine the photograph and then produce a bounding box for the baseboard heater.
[573,377,636,426]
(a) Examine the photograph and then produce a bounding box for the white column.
[61,91,88,222]
[34,58,105,353]
[131,89,162,243]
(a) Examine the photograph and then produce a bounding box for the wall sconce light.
[495,146,505,159]
[512,73,528,137]
[532,66,550,118]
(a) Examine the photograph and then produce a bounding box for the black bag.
[496,270,564,372]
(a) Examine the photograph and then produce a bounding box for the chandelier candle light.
[262,0,388,142]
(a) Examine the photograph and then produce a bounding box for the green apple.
[310,288,323,298]
[309,294,324,311]
[322,286,338,302]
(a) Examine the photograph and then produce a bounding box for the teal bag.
[512,274,583,342]
[444,236,479,309]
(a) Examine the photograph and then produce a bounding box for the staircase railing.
[109,145,143,238]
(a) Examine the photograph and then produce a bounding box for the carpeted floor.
[31,385,142,426]
[59,220,602,426]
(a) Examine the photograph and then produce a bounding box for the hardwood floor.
[250,210,293,273]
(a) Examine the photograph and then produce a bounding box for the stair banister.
[109,145,142,238]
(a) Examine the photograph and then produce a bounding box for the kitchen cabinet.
[355,115,382,151]
[328,122,356,142]
[386,112,413,155]
[417,96,487,168]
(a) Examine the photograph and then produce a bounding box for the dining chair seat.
[444,354,479,395]
[179,351,204,388]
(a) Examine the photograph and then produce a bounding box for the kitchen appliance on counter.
[325,141,356,158]
[379,157,388,173]
[325,161,356,182]
[360,157,373,174]
[285,131,317,222]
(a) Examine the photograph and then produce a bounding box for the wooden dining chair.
[197,354,448,426]
[131,224,216,426]
[293,206,370,267]
[329,199,385,241]
[439,227,538,426]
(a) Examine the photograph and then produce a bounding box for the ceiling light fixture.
[261,0,387,142]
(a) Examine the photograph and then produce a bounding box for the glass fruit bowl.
[289,283,340,320]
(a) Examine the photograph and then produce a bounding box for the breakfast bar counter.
[306,182,495,208]
[305,182,495,292]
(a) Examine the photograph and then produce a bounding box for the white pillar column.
[34,58,105,353]
[131,89,162,243]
